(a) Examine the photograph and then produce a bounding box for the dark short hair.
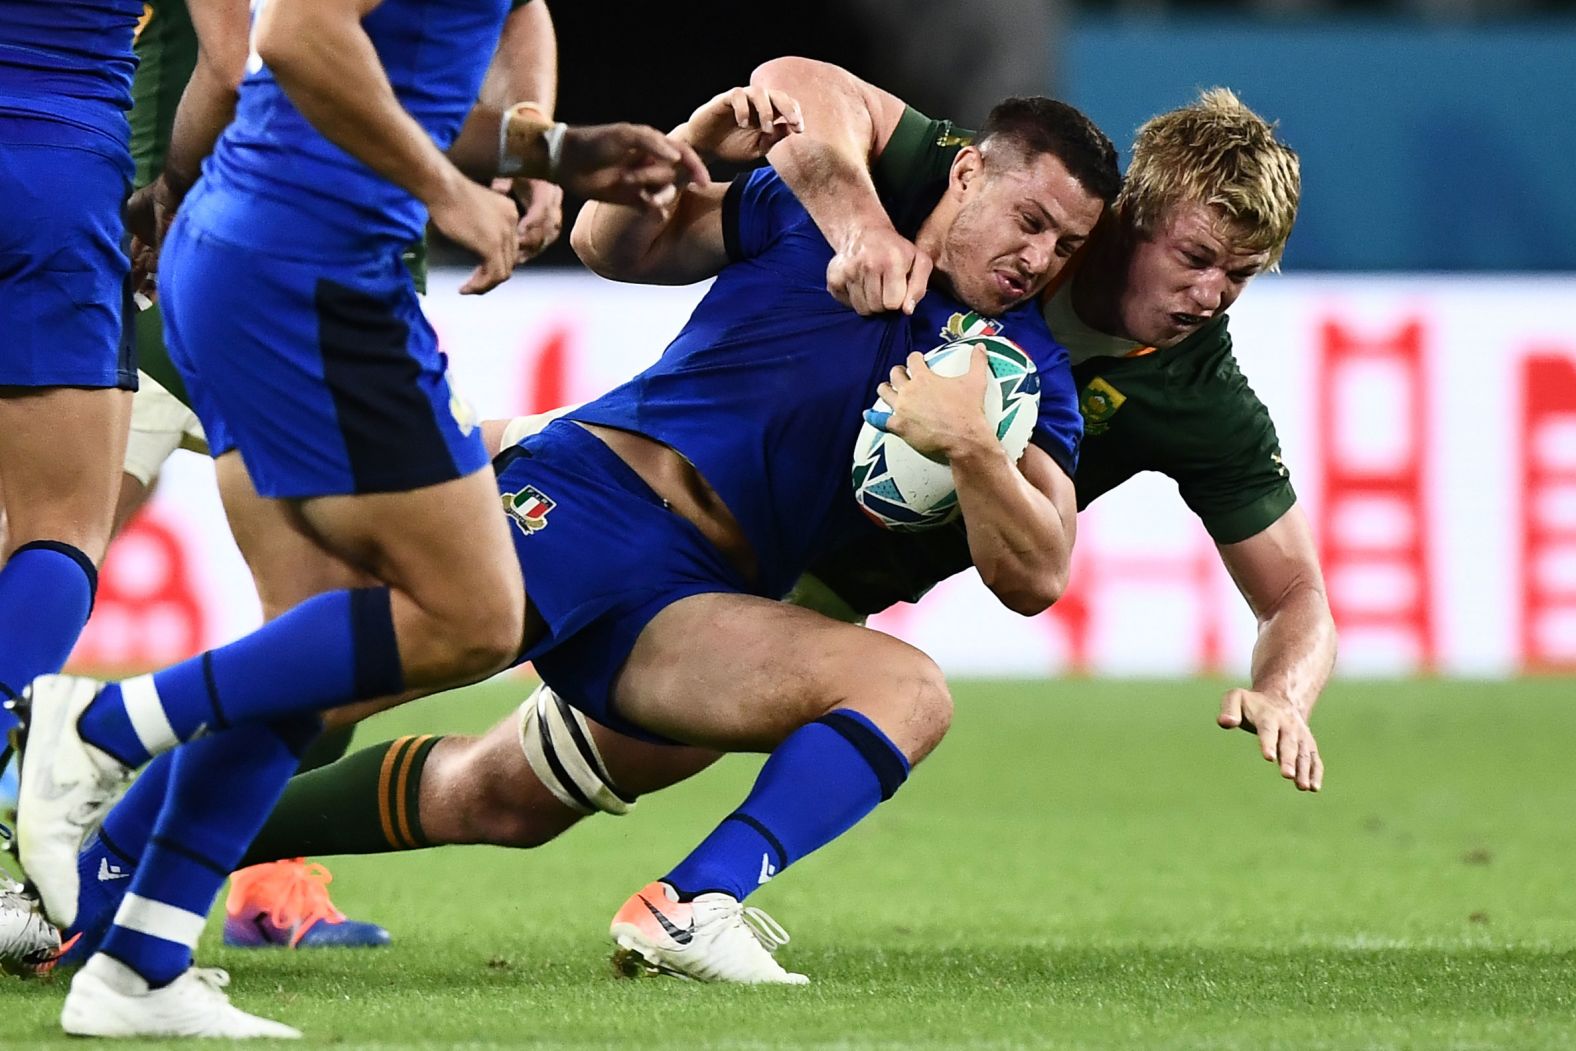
[977,97,1121,204]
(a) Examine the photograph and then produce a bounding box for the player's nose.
[1187,273,1226,313]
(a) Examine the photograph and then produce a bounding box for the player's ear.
[950,146,984,194]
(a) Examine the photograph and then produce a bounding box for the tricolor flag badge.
[502,485,556,535]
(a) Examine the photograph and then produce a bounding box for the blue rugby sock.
[0,541,97,734]
[77,588,402,768]
[663,709,910,902]
[97,718,320,987]
[65,755,174,954]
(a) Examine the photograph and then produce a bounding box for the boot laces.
[739,905,792,954]
[183,966,234,1007]
[235,860,345,944]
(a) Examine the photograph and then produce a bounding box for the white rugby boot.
[609,880,809,985]
[62,954,302,1039]
[16,675,136,927]
[0,876,59,975]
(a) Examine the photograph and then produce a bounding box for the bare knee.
[844,648,953,765]
[419,732,580,848]
[425,584,525,681]
[894,653,953,763]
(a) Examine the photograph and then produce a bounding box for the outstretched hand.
[556,122,710,211]
[677,85,804,165]
[1218,687,1323,792]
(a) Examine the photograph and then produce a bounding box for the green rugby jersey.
[130,0,195,190]
[807,107,1297,615]
[130,0,539,186]
[129,0,535,400]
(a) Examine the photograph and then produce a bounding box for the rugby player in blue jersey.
[24,80,1117,1001]
[13,0,704,1038]
[544,88,1111,985]
[0,0,144,975]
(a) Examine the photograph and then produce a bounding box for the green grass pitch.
[5,676,1576,1048]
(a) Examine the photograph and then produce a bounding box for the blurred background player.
[0,0,143,970]
[73,0,569,961]
[0,7,139,786]
[15,0,704,1039]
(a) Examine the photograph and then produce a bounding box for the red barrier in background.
[1316,318,1434,669]
[1042,543,1228,675]
[71,511,204,670]
[1520,352,1576,670]
[522,323,572,415]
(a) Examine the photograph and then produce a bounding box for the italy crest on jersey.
[941,310,1002,342]
[502,486,555,536]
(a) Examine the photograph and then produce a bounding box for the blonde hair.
[1116,88,1301,270]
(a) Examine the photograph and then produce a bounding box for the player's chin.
[955,282,1022,318]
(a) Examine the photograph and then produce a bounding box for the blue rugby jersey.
[569,166,1084,601]
[0,0,141,148]
[180,0,508,258]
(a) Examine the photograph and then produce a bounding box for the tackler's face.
[1118,200,1271,348]
[938,146,1105,317]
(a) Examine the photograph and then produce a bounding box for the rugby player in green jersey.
[751,58,1331,795]
[10,70,1332,982]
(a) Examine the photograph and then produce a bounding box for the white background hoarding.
[73,271,1576,679]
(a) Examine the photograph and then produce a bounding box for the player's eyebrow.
[1025,197,1062,229]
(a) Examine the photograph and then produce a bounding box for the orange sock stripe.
[392,734,434,850]
[377,736,418,850]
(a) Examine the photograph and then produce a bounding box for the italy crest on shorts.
[503,486,555,535]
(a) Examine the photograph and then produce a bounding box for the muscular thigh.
[215,450,374,619]
[297,467,524,623]
[612,592,944,755]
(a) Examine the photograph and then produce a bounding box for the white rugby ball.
[852,335,1041,530]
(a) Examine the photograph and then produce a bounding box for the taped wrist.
[498,102,566,182]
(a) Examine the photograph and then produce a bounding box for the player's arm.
[446,0,560,179]
[480,0,556,115]
[1215,504,1335,792]
[476,0,562,262]
[873,348,1076,615]
[571,85,801,285]
[164,0,250,201]
[255,0,519,292]
[126,0,250,259]
[751,57,930,315]
[957,440,1076,615]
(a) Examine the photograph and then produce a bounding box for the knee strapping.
[515,684,635,817]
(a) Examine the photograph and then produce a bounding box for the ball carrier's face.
[918,144,1106,318]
